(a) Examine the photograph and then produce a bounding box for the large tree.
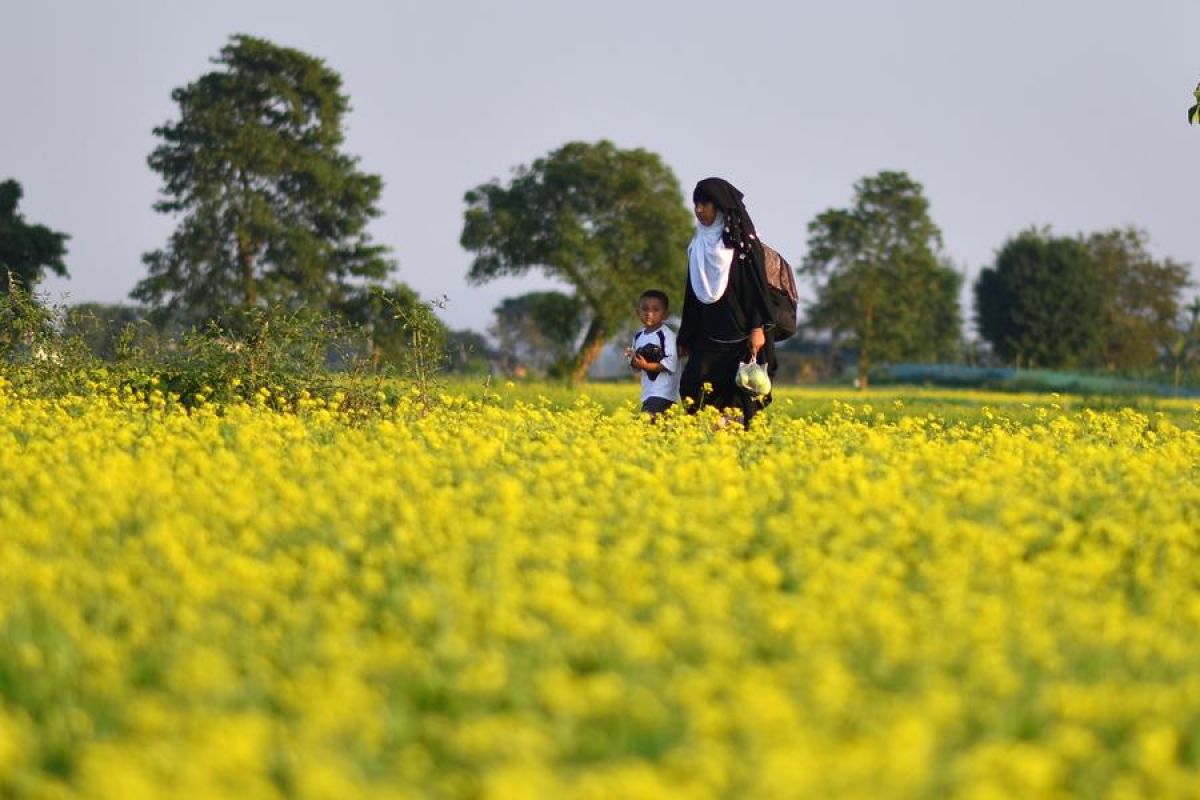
[801,170,962,388]
[133,34,391,325]
[0,179,69,294]
[974,228,1102,368]
[1086,227,1190,370]
[460,140,693,383]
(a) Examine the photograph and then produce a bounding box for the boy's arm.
[630,355,662,373]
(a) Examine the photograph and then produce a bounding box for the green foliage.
[133,34,391,326]
[336,283,449,371]
[0,286,387,411]
[62,303,155,361]
[460,140,693,383]
[801,170,962,388]
[0,276,52,361]
[490,291,584,377]
[1,279,103,396]
[974,228,1103,368]
[445,329,499,375]
[3,278,467,415]
[0,180,70,293]
[152,306,350,405]
[375,292,449,411]
[1085,227,1190,370]
[1189,82,1199,125]
[975,227,1190,370]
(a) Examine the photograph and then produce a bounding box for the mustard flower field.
[3,379,1200,799]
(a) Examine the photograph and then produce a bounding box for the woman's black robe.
[677,246,778,425]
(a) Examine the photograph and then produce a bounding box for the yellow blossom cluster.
[2,379,1200,799]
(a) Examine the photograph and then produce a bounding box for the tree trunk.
[237,230,257,310]
[569,318,608,385]
[858,302,873,390]
[857,351,870,390]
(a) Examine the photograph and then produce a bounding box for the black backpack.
[761,244,799,342]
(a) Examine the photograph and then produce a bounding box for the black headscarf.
[683,176,773,338]
[692,177,759,260]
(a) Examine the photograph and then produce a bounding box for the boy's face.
[638,296,667,329]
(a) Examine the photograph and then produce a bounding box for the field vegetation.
[2,374,1199,799]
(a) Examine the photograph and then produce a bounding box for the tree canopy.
[974,229,1102,368]
[800,170,962,388]
[133,34,392,326]
[976,227,1190,370]
[1086,228,1190,369]
[0,179,69,295]
[460,140,693,383]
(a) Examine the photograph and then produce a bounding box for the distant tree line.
[2,35,1196,387]
[975,227,1191,371]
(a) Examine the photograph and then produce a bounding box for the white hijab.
[688,212,734,304]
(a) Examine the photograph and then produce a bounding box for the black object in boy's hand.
[635,342,665,364]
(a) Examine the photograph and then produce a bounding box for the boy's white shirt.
[633,324,680,402]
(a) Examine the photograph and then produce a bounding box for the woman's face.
[694,201,717,227]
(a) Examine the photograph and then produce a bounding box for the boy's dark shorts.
[641,397,675,415]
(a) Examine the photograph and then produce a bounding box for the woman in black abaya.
[677,177,777,428]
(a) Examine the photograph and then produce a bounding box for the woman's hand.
[748,327,765,359]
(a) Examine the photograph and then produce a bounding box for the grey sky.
[3,0,1197,333]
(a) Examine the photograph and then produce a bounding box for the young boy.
[625,289,680,416]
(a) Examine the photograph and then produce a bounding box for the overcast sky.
[3,0,1197,333]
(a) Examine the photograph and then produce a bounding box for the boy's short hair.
[639,289,669,309]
